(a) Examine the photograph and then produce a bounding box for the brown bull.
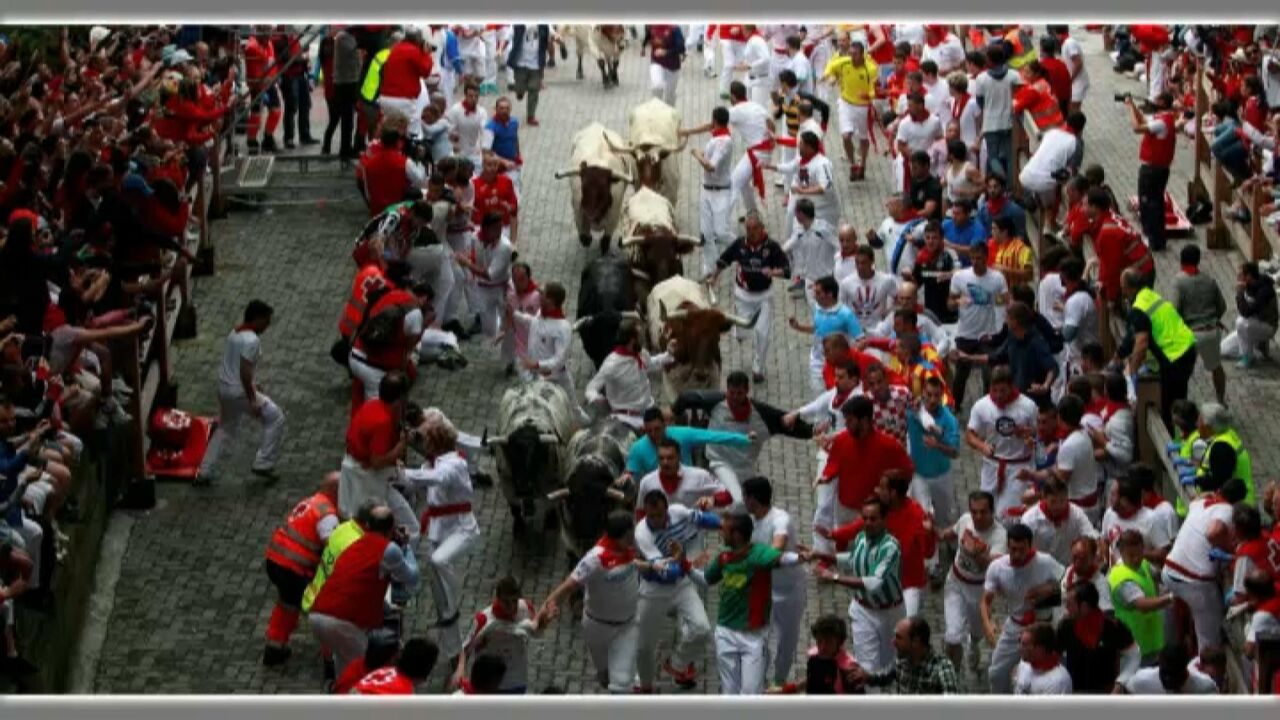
[646,275,756,405]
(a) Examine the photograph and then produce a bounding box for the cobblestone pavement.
[89,28,1278,694]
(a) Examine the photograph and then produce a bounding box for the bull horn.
[630,267,651,281]
[603,131,635,155]
[539,433,559,444]
[659,300,668,322]
[675,234,704,247]
[620,311,642,321]
[667,135,688,154]
[553,168,581,179]
[605,488,626,501]
[483,431,506,447]
[611,169,634,184]
[546,488,571,502]
[619,235,645,248]
[727,309,761,328]
[573,315,596,332]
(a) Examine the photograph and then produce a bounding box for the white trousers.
[443,231,475,324]
[849,600,903,675]
[813,478,859,555]
[749,78,772,110]
[0,519,43,591]
[700,188,733,277]
[348,351,389,403]
[719,40,744,93]
[461,54,486,82]
[309,613,369,678]
[483,32,499,85]
[709,462,747,514]
[1162,568,1222,651]
[988,618,1026,693]
[469,284,507,341]
[730,150,771,219]
[810,45,833,104]
[910,470,956,529]
[649,64,678,106]
[425,525,481,658]
[418,328,460,359]
[980,458,1033,526]
[733,285,773,375]
[338,454,421,542]
[903,586,923,618]
[636,583,712,688]
[1221,316,1276,361]
[199,392,286,478]
[378,96,422,137]
[716,625,769,695]
[583,615,640,693]
[943,575,985,646]
[768,580,808,685]
[808,354,827,395]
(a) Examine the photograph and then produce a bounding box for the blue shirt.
[485,117,520,162]
[907,405,959,479]
[626,426,751,477]
[0,441,30,528]
[941,217,988,266]
[975,199,1026,242]
[813,303,863,343]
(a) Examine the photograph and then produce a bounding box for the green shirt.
[837,531,902,609]
[704,543,783,631]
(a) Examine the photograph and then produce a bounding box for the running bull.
[605,97,686,209]
[556,24,627,88]
[646,275,758,406]
[574,255,642,371]
[618,187,701,308]
[555,121,634,253]
[545,418,635,563]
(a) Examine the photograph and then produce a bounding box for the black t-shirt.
[1057,616,1135,694]
[912,249,958,324]
[909,175,943,220]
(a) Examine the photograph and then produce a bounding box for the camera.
[1113,92,1132,103]
[1051,167,1072,183]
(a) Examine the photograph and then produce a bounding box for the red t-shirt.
[471,173,518,226]
[1039,57,1073,107]
[333,658,371,695]
[379,41,434,100]
[831,497,936,589]
[352,666,416,695]
[345,399,398,463]
[1093,215,1141,302]
[821,429,914,512]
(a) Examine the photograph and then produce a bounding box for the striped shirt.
[837,530,903,609]
[634,505,721,597]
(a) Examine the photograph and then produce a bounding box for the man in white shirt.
[1058,536,1113,614]
[764,25,803,92]
[691,106,736,277]
[920,61,952,119]
[1013,623,1073,695]
[726,81,776,218]
[1047,26,1089,112]
[197,300,285,485]
[895,92,944,160]
[637,440,733,532]
[1160,479,1245,652]
[965,367,1038,524]
[506,282,589,425]
[1058,259,1099,384]
[445,82,490,169]
[1101,476,1174,568]
[1034,395,1104,525]
[922,26,965,77]
[839,243,900,330]
[785,35,815,96]
[718,24,749,96]
[1122,645,1219,694]
[973,44,1020,184]
[742,476,807,688]
[980,523,1065,694]
[455,25,487,85]
[1019,113,1085,232]
[948,241,1009,407]
[738,26,773,109]
[583,320,675,430]
[781,199,839,305]
[454,213,513,349]
[774,131,841,235]
[1017,478,1099,567]
[940,490,1007,671]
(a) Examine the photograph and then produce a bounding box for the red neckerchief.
[1085,398,1106,417]
[543,307,565,320]
[1257,595,1280,618]
[711,126,731,138]
[658,470,682,495]
[1073,608,1106,650]
[991,389,1022,410]
[916,245,938,266]
[732,98,747,106]
[491,600,517,622]
[1030,653,1062,672]
[613,345,645,369]
[832,386,854,409]
[987,196,1007,216]
[951,93,971,120]
[798,152,816,167]
[1142,493,1164,510]
[1114,502,1140,521]
[728,398,752,423]
[1040,500,1070,526]
[1181,264,1200,276]
[1011,548,1038,568]
[234,324,255,333]
[597,534,635,568]
[462,101,477,116]
[1201,493,1226,508]
[516,280,540,297]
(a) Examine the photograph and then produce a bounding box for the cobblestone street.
[86,28,1280,694]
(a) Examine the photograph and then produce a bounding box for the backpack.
[358,295,410,350]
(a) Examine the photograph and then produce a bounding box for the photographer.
[357,125,429,218]
[1125,92,1179,252]
[1018,111,1087,235]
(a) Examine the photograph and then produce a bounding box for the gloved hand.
[1207,548,1234,563]
[1165,441,1183,454]
[1178,468,1199,486]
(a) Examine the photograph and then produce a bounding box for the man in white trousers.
[339,372,419,542]
[781,201,840,306]
[453,213,513,354]
[741,477,808,689]
[633,490,721,692]
[684,81,775,220]
[690,107,735,278]
[717,24,747,96]
[738,26,773,109]
[980,523,1065,694]
[506,281,590,425]
[771,131,841,241]
[764,24,803,93]
[584,321,675,431]
[636,440,733,549]
[540,511,641,694]
[646,24,684,107]
[197,300,286,486]
[939,490,1007,672]
[708,212,791,382]
[401,408,481,667]
[445,82,489,170]
[1160,477,1244,653]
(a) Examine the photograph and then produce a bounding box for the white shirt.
[1020,501,1099,566]
[1060,564,1113,612]
[949,93,982,149]
[1014,662,1073,695]
[950,513,1008,584]
[423,117,455,164]
[778,153,839,223]
[1101,507,1175,567]
[968,393,1039,462]
[634,503,719,592]
[974,69,1019,132]
[1063,290,1099,362]
[512,312,572,381]
[833,252,857,286]
[1056,429,1101,503]
[516,26,542,70]
[462,599,537,691]
[401,451,479,543]
[445,101,490,159]
[752,506,803,591]
[217,329,261,398]
[1037,273,1065,329]
[1165,497,1234,581]
[782,218,840,280]
[922,79,951,118]
[1124,666,1218,694]
[1019,127,1079,192]
[571,544,639,623]
[457,25,486,58]
[923,34,965,76]
[1247,610,1280,643]
[703,134,734,186]
[471,237,514,287]
[636,465,726,511]
[790,53,815,96]
[794,385,862,434]
[984,552,1065,625]
[729,101,771,148]
[949,267,1008,340]
[743,35,772,80]
[584,349,672,414]
[894,24,925,47]
[896,114,944,155]
[839,271,899,329]
[1060,35,1089,100]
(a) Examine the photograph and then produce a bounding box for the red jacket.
[352,666,416,695]
[360,143,411,217]
[832,497,936,589]
[245,35,276,87]
[471,173,518,226]
[379,40,434,100]
[152,95,224,145]
[1094,212,1153,302]
[820,429,914,513]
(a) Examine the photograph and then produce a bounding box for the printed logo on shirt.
[966,282,993,306]
[995,415,1018,437]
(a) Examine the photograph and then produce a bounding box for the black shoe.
[442,319,471,341]
[504,363,517,378]
[262,645,292,667]
[468,316,483,337]
[752,372,765,384]
[284,140,297,150]
[192,472,213,488]
[246,139,260,154]
[262,136,279,153]
[323,657,337,683]
[251,467,281,483]
[321,145,331,155]
[301,138,320,146]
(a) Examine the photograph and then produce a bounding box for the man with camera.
[1125,92,1178,252]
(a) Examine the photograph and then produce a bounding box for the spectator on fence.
[1221,261,1278,369]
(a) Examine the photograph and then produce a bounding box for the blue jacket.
[907,405,960,478]
[626,426,750,478]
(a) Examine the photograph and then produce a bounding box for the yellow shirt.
[824,55,878,106]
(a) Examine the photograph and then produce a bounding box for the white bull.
[554,122,635,253]
[486,379,579,539]
[606,97,686,208]
[556,24,626,88]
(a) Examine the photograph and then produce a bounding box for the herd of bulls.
[485,96,760,563]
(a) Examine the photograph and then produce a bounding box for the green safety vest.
[1109,560,1164,658]
[360,48,392,104]
[301,520,365,613]
[1174,429,1202,519]
[1198,429,1255,507]
[1131,287,1195,366]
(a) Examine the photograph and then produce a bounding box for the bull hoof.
[578,233,593,248]
[600,235,612,254]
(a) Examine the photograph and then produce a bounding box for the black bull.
[574,255,640,370]
[546,418,635,560]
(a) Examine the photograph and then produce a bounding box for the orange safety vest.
[338,264,388,339]
[265,492,337,577]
